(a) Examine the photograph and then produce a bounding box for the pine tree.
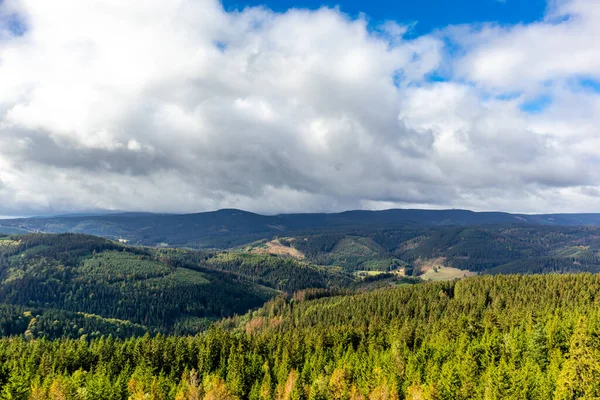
[329,368,350,400]
[308,376,329,400]
[227,341,247,398]
[1,368,30,400]
[554,319,600,399]
[203,375,238,400]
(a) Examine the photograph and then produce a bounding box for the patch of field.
[250,239,305,259]
[354,270,387,277]
[420,266,476,281]
[354,269,406,277]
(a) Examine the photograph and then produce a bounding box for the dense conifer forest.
[2,231,600,398]
[0,234,352,338]
[2,274,600,398]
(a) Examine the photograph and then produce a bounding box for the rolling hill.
[3,208,600,248]
[0,233,353,339]
[275,225,600,276]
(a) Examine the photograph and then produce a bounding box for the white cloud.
[0,0,598,215]
[451,0,600,90]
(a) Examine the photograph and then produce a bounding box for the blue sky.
[222,0,549,36]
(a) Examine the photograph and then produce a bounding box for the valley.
[2,211,600,398]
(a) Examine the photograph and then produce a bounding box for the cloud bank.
[0,0,599,215]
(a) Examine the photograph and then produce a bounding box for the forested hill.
[2,208,600,248]
[3,274,600,398]
[286,225,600,274]
[0,233,352,339]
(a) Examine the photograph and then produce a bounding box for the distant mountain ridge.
[2,208,600,248]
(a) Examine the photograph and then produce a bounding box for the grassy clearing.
[354,269,406,277]
[246,239,306,259]
[420,266,476,281]
[258,239,305,258]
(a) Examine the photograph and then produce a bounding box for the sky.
[223,0,549,36]
[0,0,599,216]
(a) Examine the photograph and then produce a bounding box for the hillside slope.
[288,225,600,275]
[0,233,353,339]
